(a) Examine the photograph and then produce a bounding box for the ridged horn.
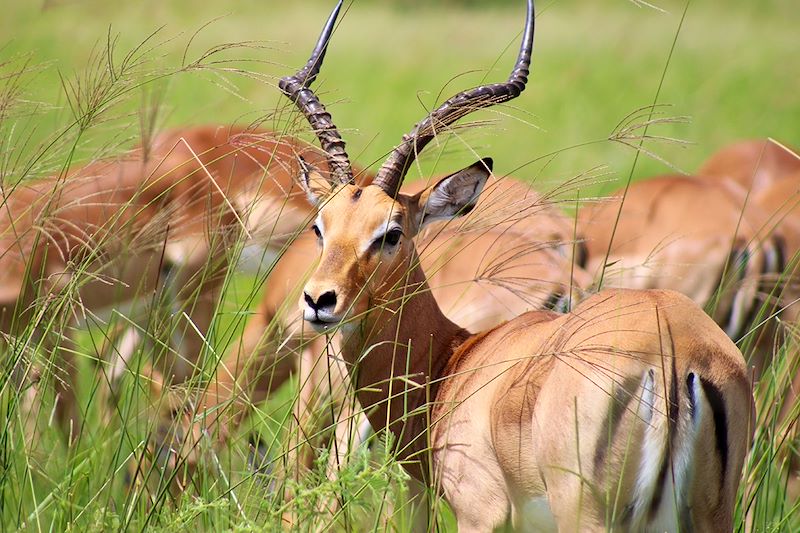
[278,0,352,184]
[373,0,535,197]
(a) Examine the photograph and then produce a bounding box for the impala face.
[300,160,492,332]
[302,184,413,331]
[275,0,527,334]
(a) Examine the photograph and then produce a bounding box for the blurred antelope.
[700,138,800,323]
[577,175,785,360]
[227,1,753,530]
[699,141,800,497]
[751,177,800,320]
[699,138,800,195]
[0,123,357,438]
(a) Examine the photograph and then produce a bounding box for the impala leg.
[325,383,363,484]
[136,301,298,492]
[323,345,357,477]
[110,327,142,392]
[2,292,82,442]
[5,340,43,444]
[314,364,360,519]
[202,316,296,457]
[93,324,144,424]
[271,341,319,529]
[443,486,510,533]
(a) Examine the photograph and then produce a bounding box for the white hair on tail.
[629,369,705,531]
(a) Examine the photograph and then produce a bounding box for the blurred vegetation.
[2,0,798,197]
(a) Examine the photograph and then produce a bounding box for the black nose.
[304,290,336,312]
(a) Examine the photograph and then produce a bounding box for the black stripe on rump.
[574,240,589,269]
[716,245,749,339]
[700,376,729,483]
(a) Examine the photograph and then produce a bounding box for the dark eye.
[312,224,322,240]
[370,228,403,253]
[386,229,402,246]
[384,229,402,247]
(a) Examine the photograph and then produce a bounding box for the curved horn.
[279,0,352,184]
[373,0,535,197]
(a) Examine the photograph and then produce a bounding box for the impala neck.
[337,249,469,479]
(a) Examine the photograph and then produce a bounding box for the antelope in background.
[699,138,800,322]
[576,139,800,374]
[0,123,362,439]
[699,140,800,431]
[222,0,754,529]
[699,138,800,195]
[576,176,784,348]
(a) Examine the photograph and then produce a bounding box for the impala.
[699,138,800,195]
[254,0,754,530]
[740,173,800,435]
[577,175,785,354]
[698,140,800,326]
[0,123,359,437]
[152,196,591,485]
[751,175,800,322]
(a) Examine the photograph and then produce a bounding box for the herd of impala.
[2,0,799,530]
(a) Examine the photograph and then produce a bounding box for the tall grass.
[1,0,799,531]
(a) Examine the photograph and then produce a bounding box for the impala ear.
[297,156,332,206]
[414,158,492,231]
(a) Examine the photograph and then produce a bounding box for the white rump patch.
[631,369,669,529]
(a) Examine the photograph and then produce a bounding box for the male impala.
[154,202,591,484]
[0,123,355,437]
[144,109,589,481]
[263,1,754,530]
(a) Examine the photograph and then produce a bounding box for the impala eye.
[384,229,402,247]
[372,228,403,252]
[386,229,403,246]
[312,224,322,240]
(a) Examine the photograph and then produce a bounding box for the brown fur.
[577,175,784,345]
[745,174,800,429]
[750,173,800,322]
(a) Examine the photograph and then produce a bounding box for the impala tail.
[628,370,700,531]
[622,364,746,532]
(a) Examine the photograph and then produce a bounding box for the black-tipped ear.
[415,158,492,230]
[297,156,333,206]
